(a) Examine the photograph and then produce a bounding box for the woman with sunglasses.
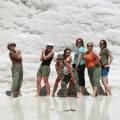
[99,40,113,95]
[74,38,85,97]
[84,42,101,97]
[36,43,54,96]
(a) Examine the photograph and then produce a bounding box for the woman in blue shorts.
[99,40,113,95]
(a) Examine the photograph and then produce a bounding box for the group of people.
[7,38,113,97]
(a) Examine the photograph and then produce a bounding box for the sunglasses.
[100,42,104,45]
[47,45,53,48]
[77,42,81,44]
[57,59,64,62]
[87,44,93,47]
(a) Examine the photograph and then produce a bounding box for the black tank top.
[41,51,53,66]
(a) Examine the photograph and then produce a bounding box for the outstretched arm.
[76,53,82,69]
[65,56,72,64]
[66,63,76,83]
[105,53,113,67]
[55,63,62,79]
[93,51,101,64]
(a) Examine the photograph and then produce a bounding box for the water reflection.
[51,97,86,120]
[11,99,24,120]
[88,96,111,120]
[78,97,86,120]
[36,96,111,120]
[37,97,50,120]
[88,97,102,120]
[101,97,111,120]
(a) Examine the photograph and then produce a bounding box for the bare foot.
[79,92,83,96]
[77,93,80,98]
[109,93,112,96]
[35,93,40,97]
[52,94,55,97]
[92,93,98,97]
[104,92,108,96]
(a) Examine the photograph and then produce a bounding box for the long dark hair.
[76,38,84,46]
[63,48,71,58]
[100,39,107,48]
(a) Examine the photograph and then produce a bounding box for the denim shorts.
[101,67,109,77]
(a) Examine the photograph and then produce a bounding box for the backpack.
[40,86,47,96]
[57,88,68,97]
[67,82,77,97]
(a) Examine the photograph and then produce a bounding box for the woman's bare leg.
[92,87,98,97]
[43,77,50,96]
[37,76,42,96]
[52,77,61,96]
[102,76,112,95]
